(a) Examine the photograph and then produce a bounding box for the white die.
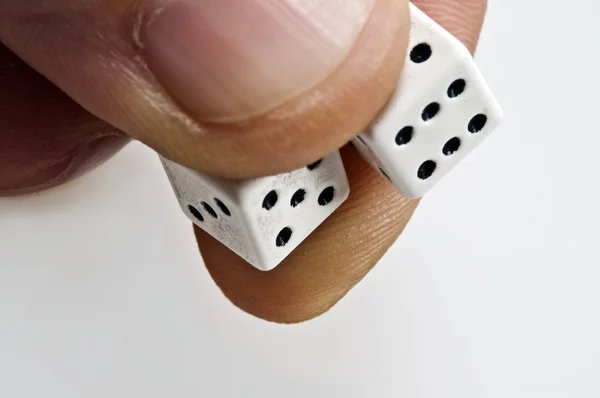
[160,152,349,271]
[353,3,503,199]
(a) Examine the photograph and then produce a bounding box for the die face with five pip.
[352,4,503,199]
[160,152,350,271]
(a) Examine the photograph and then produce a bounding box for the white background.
[1,1,599,397]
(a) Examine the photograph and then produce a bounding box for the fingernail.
[139,0,374,122]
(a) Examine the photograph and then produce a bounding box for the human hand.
[0,0,488,323]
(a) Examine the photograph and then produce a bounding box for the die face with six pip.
[352,4,503,199]
[160,152,350,271]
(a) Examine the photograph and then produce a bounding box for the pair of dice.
[160,4,503,271]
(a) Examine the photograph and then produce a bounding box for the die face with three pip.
[160,152,350,271]
[352,4,503,199]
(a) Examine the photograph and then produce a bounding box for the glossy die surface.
[160,152,349,271]
[353,4,503,199]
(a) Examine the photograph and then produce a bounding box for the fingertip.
[196,146,419,324]
[1,0,411,180]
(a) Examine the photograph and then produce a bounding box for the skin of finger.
[0,0,410,180]
[197,0,488,323]
[0,43,130,196]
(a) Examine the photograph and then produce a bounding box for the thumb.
[0,0,410,179]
